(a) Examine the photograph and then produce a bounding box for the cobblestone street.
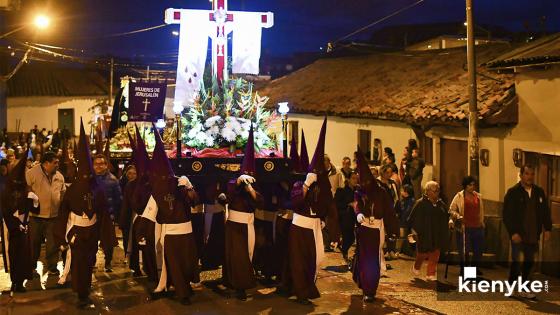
[1,241,559,315]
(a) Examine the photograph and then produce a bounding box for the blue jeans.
[456,227,484,268]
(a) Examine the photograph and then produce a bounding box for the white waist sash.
[277,209,294,220]
[154,221,193,293]
[203,203,225,242]
[59,212,97,285]
[227,209,255,261]
[292,213,324,278]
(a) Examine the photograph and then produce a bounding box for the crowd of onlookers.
[323,139,426,267]
[324,138,552,297]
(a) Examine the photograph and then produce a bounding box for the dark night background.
[2,0,560,65]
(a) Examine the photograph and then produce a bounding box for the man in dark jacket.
[93,154,122,272]
[334,171,359,263]
[503,164,552,298]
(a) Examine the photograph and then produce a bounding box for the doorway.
[58,109,74,136]
[439,138,468,204]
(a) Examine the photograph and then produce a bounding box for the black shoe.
[236,290,247,301]
[275,287,290,297]
[78,297,94,309]
[363,295,375,303]
[105,265,113,273]
[150,291,167,300]
[48,269,60,276]
[180,297,192,305]
[324,247,334,253]
[14,284,26,293]
[133,270,143,277]
[295,298,312,305]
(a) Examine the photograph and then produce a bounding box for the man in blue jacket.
[93,154,122,272]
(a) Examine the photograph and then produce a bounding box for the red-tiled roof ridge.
[259,44,517,127]
[5,60,108,97]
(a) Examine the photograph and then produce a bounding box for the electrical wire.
[334,0,425,44]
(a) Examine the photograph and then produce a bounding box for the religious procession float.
[102,1,295,181]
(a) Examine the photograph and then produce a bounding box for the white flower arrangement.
[180,78,279,151]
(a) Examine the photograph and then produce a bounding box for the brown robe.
[133,177,157,282]
[253,183,278,279]
[54,183,117,299]
[1,190,35,285]
[223,180,263,290]
[283,179,330,300]
[153,184,200,299]
[273,183,293,282]
[119,179,141,272]
[200,180,227,270]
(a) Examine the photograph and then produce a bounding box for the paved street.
[1,239,559,315]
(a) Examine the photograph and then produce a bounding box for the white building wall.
[273,113,433,185]
[7,96,104,135]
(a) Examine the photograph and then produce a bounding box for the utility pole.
[466,0,479,178]
[109,57,114,105]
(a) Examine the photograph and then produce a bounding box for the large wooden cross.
[165,0,273,84]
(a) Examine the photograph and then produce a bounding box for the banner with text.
[128,81,167,122]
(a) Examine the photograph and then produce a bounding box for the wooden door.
[439,138,468,204]
[58,109,74,136]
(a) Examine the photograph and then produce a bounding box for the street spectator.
[334,171,359,265]
[398,184,415,257]
[26,151,66,275]
[408,181,449,281]
[93,154,122,272]
[0,159,9,222]
[378,164,399,260]
[449,176,485,273]
[323,154,343,252]
[408,148,425,199]
[340,156,353,180]
[372,139,382,165]
[503,164,552,299]
[119,164,137,190]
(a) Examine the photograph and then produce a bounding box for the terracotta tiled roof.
[259,44,518,127]
[487,33,560,68]
[4,61,108,97]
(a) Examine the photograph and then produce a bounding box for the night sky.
[6,0,560,59]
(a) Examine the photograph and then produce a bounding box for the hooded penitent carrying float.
[1,148,38,293]
[281,116,332,304]
[54,119,117,307]
[118,129,142,275]
[352,147,398,302]
[131,124,159,282]
[144,123,200,305]
[222,124,264,300]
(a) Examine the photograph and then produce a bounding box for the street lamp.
[34,15,51,29]
[173,101,184,158]
[278,102,289,158]
[0,14,52,39]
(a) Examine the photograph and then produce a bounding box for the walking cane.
[444,228,453,279]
